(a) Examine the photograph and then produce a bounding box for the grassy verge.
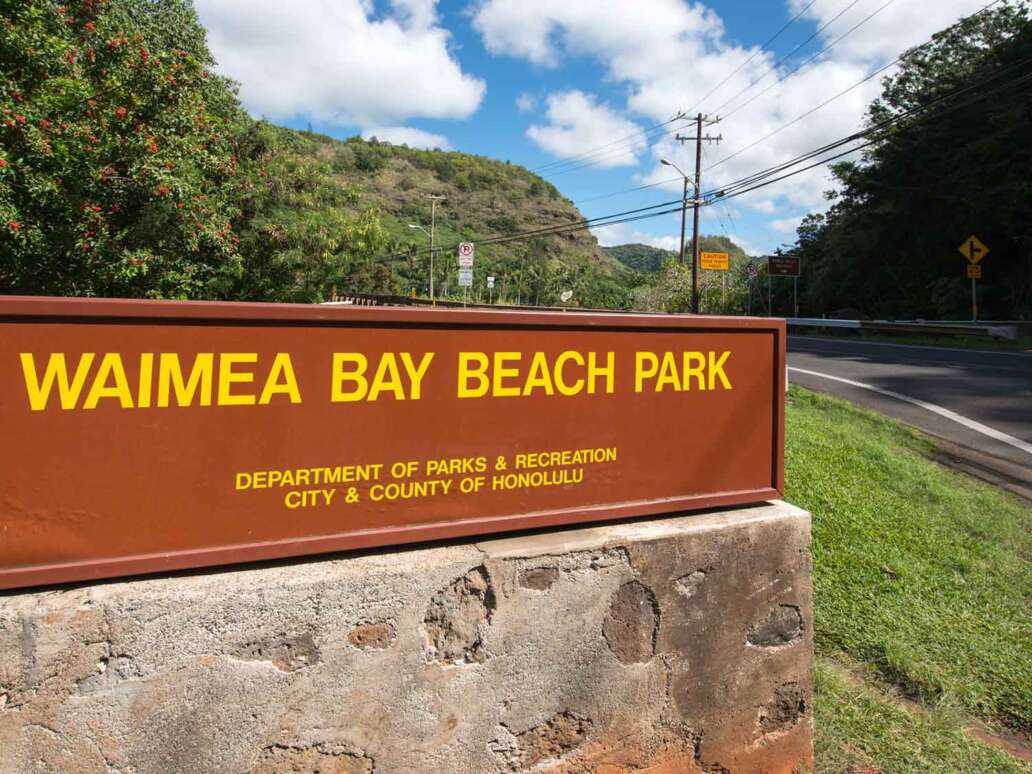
[785,387,1031,767]
[792,330,1032,353]
[815,657,1027,773]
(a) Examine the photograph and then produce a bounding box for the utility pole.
[424,194,446,304]
[675,114,721,314]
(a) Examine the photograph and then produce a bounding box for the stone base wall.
[0,502,813,773]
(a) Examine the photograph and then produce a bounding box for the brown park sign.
[0,297,786,590]
[767,256,801,277]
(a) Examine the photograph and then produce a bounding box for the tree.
[791,2,1032,319]
[0,0,247,298]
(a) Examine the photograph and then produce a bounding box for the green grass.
[785,387,1031,749]
[815,657,1028,773]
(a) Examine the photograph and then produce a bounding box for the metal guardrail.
[324,292,659,315]
[323,296,1022,339]
[787,318,1018,340]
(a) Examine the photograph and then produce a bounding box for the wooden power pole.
[676,114,721,314]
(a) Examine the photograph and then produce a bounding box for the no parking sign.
[458,242,475,268]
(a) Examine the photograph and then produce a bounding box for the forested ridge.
[3,0,1028,318]
[0,0,650,308]
[780,2,1031,320]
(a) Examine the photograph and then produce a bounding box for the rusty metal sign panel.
[0,297,785,590]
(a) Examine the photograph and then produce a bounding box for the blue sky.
[196,0,990,255]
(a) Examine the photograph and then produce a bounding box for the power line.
[710,0,868,116]
[530,113,686,175]
[573,0,1003,207]
[529,1,825,180]
[706,0,1005,176]
[710,65,1032,204]
[574,177,682,206]
[385,51,1032,266]
[382,197,684,262]
[683,0,820,118]
[718,0,902,120]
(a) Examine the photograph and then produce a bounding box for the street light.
[408,223,433,301]
[662,158,697,313]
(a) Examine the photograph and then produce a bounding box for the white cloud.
[591,222,680,251]
[789,0,989,64]
[195,0,485,127]
[473,0,992,216]
[471,0,722,69]
[770,215,805,234]
[515,93,535,112]
[362,126,451,150]
[527,91,646,167]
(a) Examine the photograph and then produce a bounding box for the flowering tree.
[0,0,245,298]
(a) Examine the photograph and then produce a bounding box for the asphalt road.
[787,336,1032,498]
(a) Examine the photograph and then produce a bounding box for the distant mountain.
[604,235,751,273]
[603,244,677,272]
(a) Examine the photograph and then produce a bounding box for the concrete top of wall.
[0,501,813,774]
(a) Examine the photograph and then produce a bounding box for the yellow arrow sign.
[958,235,989,264]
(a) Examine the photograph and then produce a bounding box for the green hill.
[604,244,676,272]
[283,130,635,308]
[604,236,752,274]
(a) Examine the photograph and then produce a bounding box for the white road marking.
[788,366,1032,457]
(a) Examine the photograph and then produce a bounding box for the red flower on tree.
[114,106,127,119]
[7,221,22,233]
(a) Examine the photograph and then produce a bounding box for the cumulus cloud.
[527,91,646,167]
[195,0,485,127]
[472,0,992,212]
[591,221,681,251]
[471,0,722,69]
[361,126,451,150]
[788,0,990,64]
[770,215,805,234]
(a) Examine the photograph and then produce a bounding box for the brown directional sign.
[0,297,785,590]
[767,256,801,277]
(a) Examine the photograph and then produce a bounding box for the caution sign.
[958,235,989,264]
[0,297,786,590]
[967,264,982,280]
[700,252,730,271]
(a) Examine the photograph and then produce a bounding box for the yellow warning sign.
[700,252,730,271]
[958,235,989,264]
[967,264,982,280]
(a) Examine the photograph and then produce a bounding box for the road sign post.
[701,252,730,315]
[457,243,475,307]
[958,235,989,322]
[766,256,800,316]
